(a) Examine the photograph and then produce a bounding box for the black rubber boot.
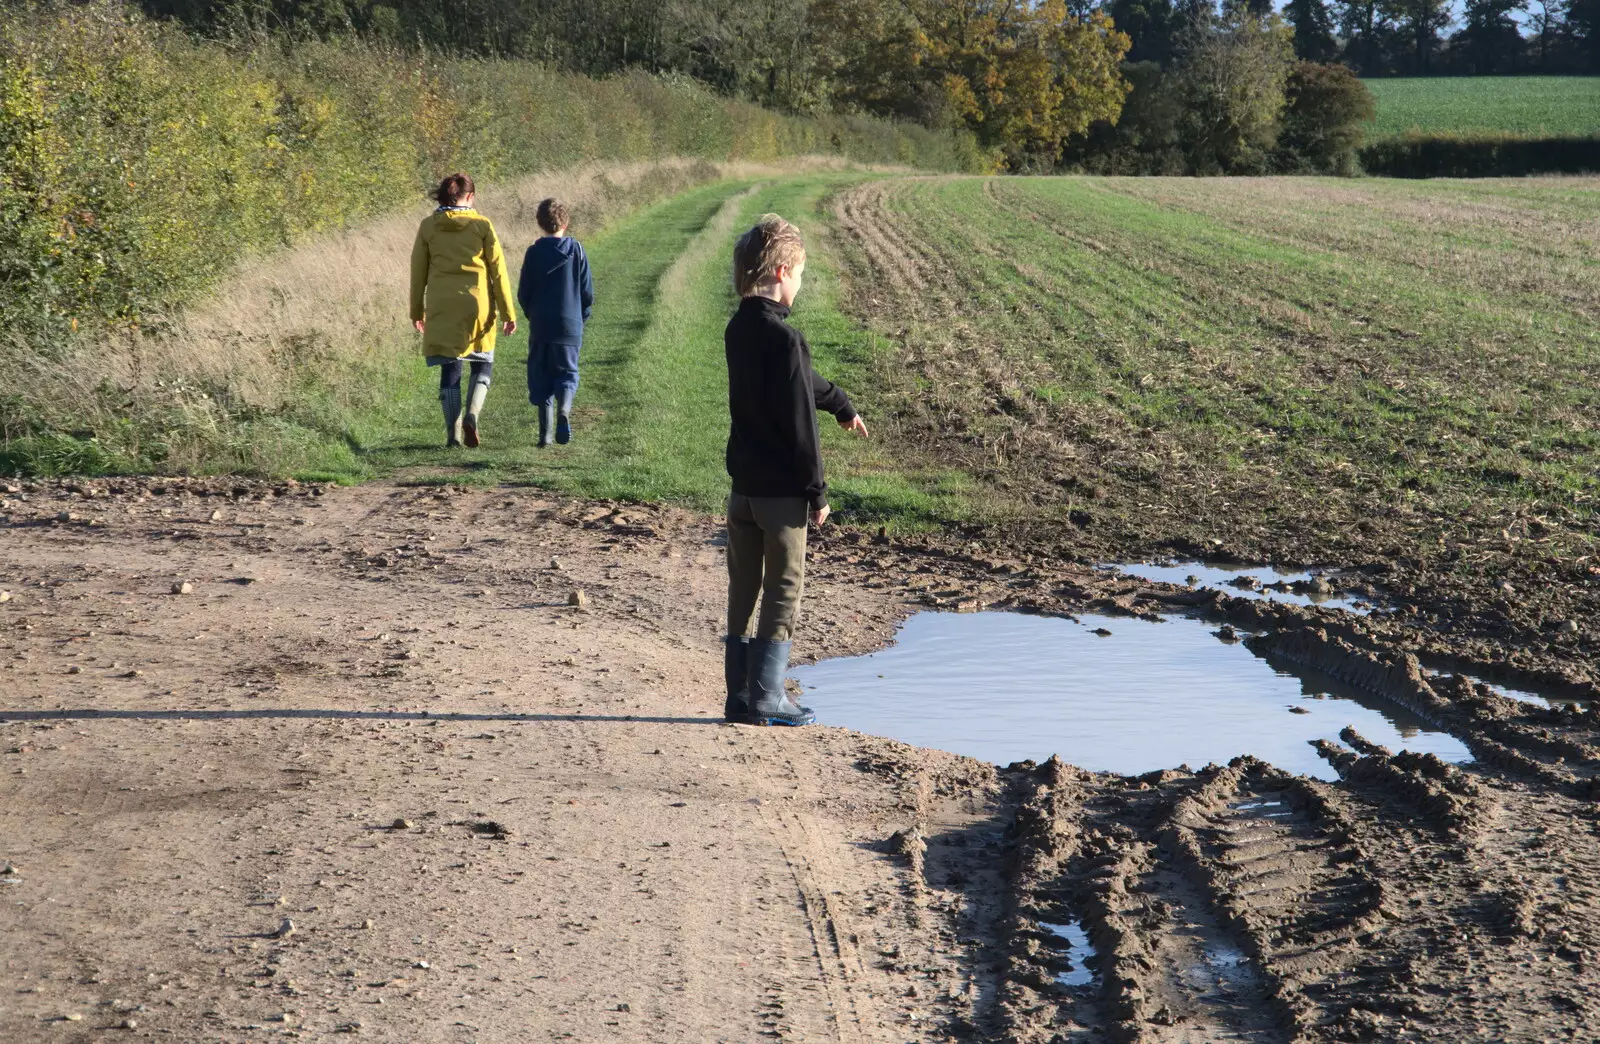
[746,639,815,726]
[537,402,555,448]
[723,636,751,723]
[555,411,572,445]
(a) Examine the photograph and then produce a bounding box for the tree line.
[134,0,1412,173]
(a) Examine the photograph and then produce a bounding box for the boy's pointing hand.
[840,415,869,438]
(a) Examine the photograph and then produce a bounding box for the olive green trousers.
[726,494,809,643]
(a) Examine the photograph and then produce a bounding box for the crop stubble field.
[831,174,1600,679]
[7,171,1600,1042]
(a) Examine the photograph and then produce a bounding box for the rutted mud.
[6,465,1600,1041]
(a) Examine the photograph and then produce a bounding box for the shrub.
[0,1,978,352]
[1276,62,1376,174]
[1358,133,1600,177]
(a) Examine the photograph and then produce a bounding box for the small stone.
[550,556,562,570]
[1559,620,1579,634]
[66,665,82,674]
[1091,627,1113,637]
[172,581,193,595]
[1500,581,1516,596]
[413,959,430,969]
[361,919,374,930]
[568,589,588,609]
[1288,706,1311,715]
[273,917,296,939]
[0,591,10,603]
[120,1018,138,1030]
[64,1014,83,1022]
[57,511,78,522]
[391,818,413,830]
[210,509,223,522]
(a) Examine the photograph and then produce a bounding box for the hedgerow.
[0,0,981,350]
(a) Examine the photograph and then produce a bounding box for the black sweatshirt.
[725,296,858,511]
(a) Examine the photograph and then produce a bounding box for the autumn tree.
[904,0,1132,169]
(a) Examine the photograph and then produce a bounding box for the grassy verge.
[346,172,970,527]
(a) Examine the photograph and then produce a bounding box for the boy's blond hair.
[733,214,806,297]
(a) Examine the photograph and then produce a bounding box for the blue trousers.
[527,341,580,413]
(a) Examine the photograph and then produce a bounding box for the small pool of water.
[1431,668,1589,709]
[1103,561,1372,613]
[1040,921,1096,987]
[795,611,1470,781]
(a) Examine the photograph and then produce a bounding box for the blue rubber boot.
[746,639,815,726]
[555,411,572,445]
[724,636,751,723]
[537,401,554,448]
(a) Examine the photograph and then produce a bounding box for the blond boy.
[722,215,869,725]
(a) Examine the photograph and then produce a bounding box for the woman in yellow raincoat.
[409,172,518,448]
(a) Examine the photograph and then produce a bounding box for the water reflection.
[1103,561,1372,613]
[795,611,1470,780]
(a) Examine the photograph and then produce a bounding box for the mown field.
[354,171,966,524]
[1365,76,1600,137]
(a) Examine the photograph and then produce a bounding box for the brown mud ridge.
[4,478,1600,1041]
[827,178,1600,691]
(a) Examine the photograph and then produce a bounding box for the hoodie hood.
[531,235,582,265]
[431,207,479,231]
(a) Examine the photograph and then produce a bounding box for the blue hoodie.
[517,236,594,346]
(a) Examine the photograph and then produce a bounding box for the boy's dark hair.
[433,172,474,206]
[537,198,570,234]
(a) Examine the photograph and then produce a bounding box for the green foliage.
[0,1,977,352]
[1364,76,1600,137]
[1276,62,1376,172]
[1169,13,1297,173]
[1359,131,1600,175]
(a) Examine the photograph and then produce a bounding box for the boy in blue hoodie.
[517,199,594,447]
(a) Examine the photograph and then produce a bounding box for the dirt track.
[5,479,1600,1042]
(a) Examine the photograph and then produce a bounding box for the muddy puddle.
[1040,921,1096,987]
[1102,561,1373,612]
[796,611,1470,780]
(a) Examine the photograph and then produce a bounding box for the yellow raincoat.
[409,208,517,358]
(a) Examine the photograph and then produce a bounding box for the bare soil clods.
[5,476,1600,1039]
